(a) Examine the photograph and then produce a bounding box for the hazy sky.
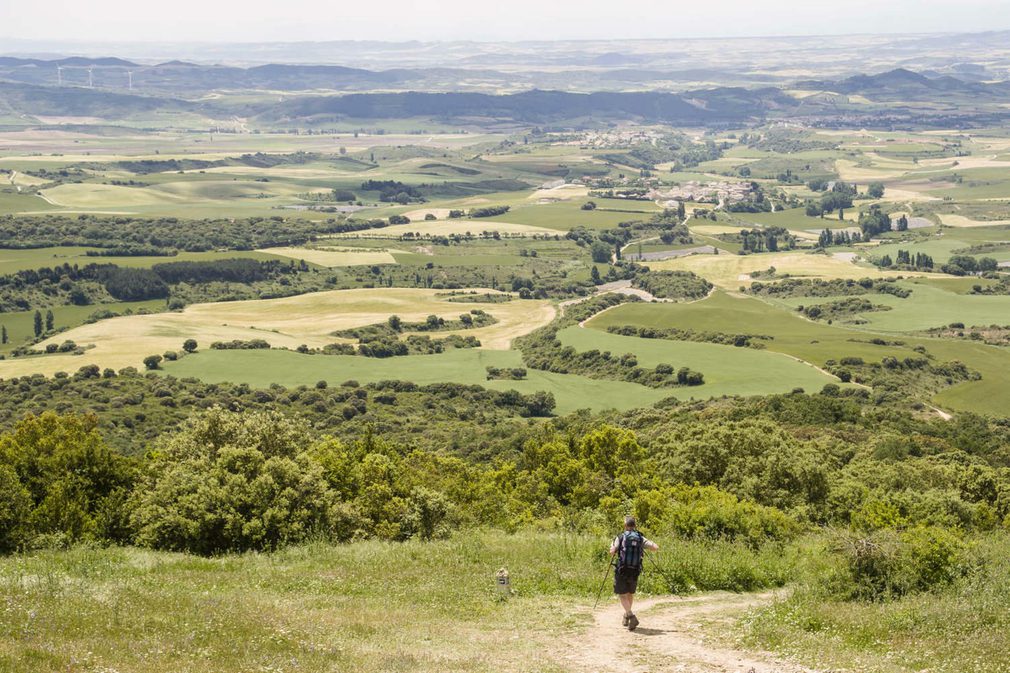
[1,0,1009,43]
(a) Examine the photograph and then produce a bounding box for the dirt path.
[565,592,815,673]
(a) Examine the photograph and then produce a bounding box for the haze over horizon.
[1,0,1009,45]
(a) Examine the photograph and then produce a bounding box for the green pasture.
[928,168,1010,200]
[163,348,673,414]
[0,299,166,353]
[934,222,1010,242]
[0,191,60,214]
[485,200,656,231]
[584,290,1010,416]
[585,291,923,368]
[769,283,1010,333]
[555,325,839,398]
[0,247,284,276]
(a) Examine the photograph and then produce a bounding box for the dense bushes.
[151,258,273,284]
[825,527,971,601]
[0,413,136,551]
[632,269,713,300]
[0,409,804,555]
[633,484,801,547]
[748,277,912,299]
[469,205,510,218]
[0,213,379,252]
[131,409,344,553]
[607,324,770,349]
[97,267,170,301]
[797,297,891,322]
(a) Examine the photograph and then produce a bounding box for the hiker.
[610,515,659,631]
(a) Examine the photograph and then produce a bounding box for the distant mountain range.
[2,59,1010,129]
[796,68,1010,100]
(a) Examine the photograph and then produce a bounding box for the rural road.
[566,591,815,673]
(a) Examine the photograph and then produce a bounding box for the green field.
[485,200,658,231]
[163,348,674,414]
[0,299,166,354]
[556,326,838,397]
[768,282,1010,333]
[584,292,923,366]
[585,290,1010,415]
[0,247,284,276]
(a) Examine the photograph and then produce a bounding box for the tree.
[590,265,602,284]
[590,240,612,263]
[143,354,163,370]
[1,325,6,345]
[859,205,892,238]
[867,182,886,198]
[979,257,999,273]
[182,339,198,353]
[131,409,341,553]
[33,311,43,337]
[0,412,135,548]
[581,201,597,211]
[45,310,54,332]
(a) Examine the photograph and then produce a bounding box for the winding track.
[565,592,816,673]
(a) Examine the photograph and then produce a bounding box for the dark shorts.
[613,567,640,595]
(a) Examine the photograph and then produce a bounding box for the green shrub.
[0,412,136,548]
[826,526,971,601]
[634,484,802,547]
[131,408,341,554]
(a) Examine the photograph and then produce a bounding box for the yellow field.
[258,246,401,266]
[526,184,589,201]
[332,220,559,238]
[41,180,315,210]
[0,289,555,378]
[690,224,752,236]
[938,214,1010,227]
[41,183,187,208]
[402,207,453,220]
[646,251,914,289]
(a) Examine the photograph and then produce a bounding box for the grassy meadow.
[0,532,804,673]
[163,348,675,414]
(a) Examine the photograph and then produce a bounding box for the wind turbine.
[88,67,94,88]
[56,65,63,86]
[127,71,133,90]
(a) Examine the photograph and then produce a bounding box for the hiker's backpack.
[617,530,645,571]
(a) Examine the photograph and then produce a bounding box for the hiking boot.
[622,613,630,627]
[627,613,639,631]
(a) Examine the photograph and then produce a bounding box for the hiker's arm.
[609,537,619,555]
[645,538,659,551]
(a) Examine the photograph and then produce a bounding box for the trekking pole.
[646,552,679,595]
[592,559,615,610]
